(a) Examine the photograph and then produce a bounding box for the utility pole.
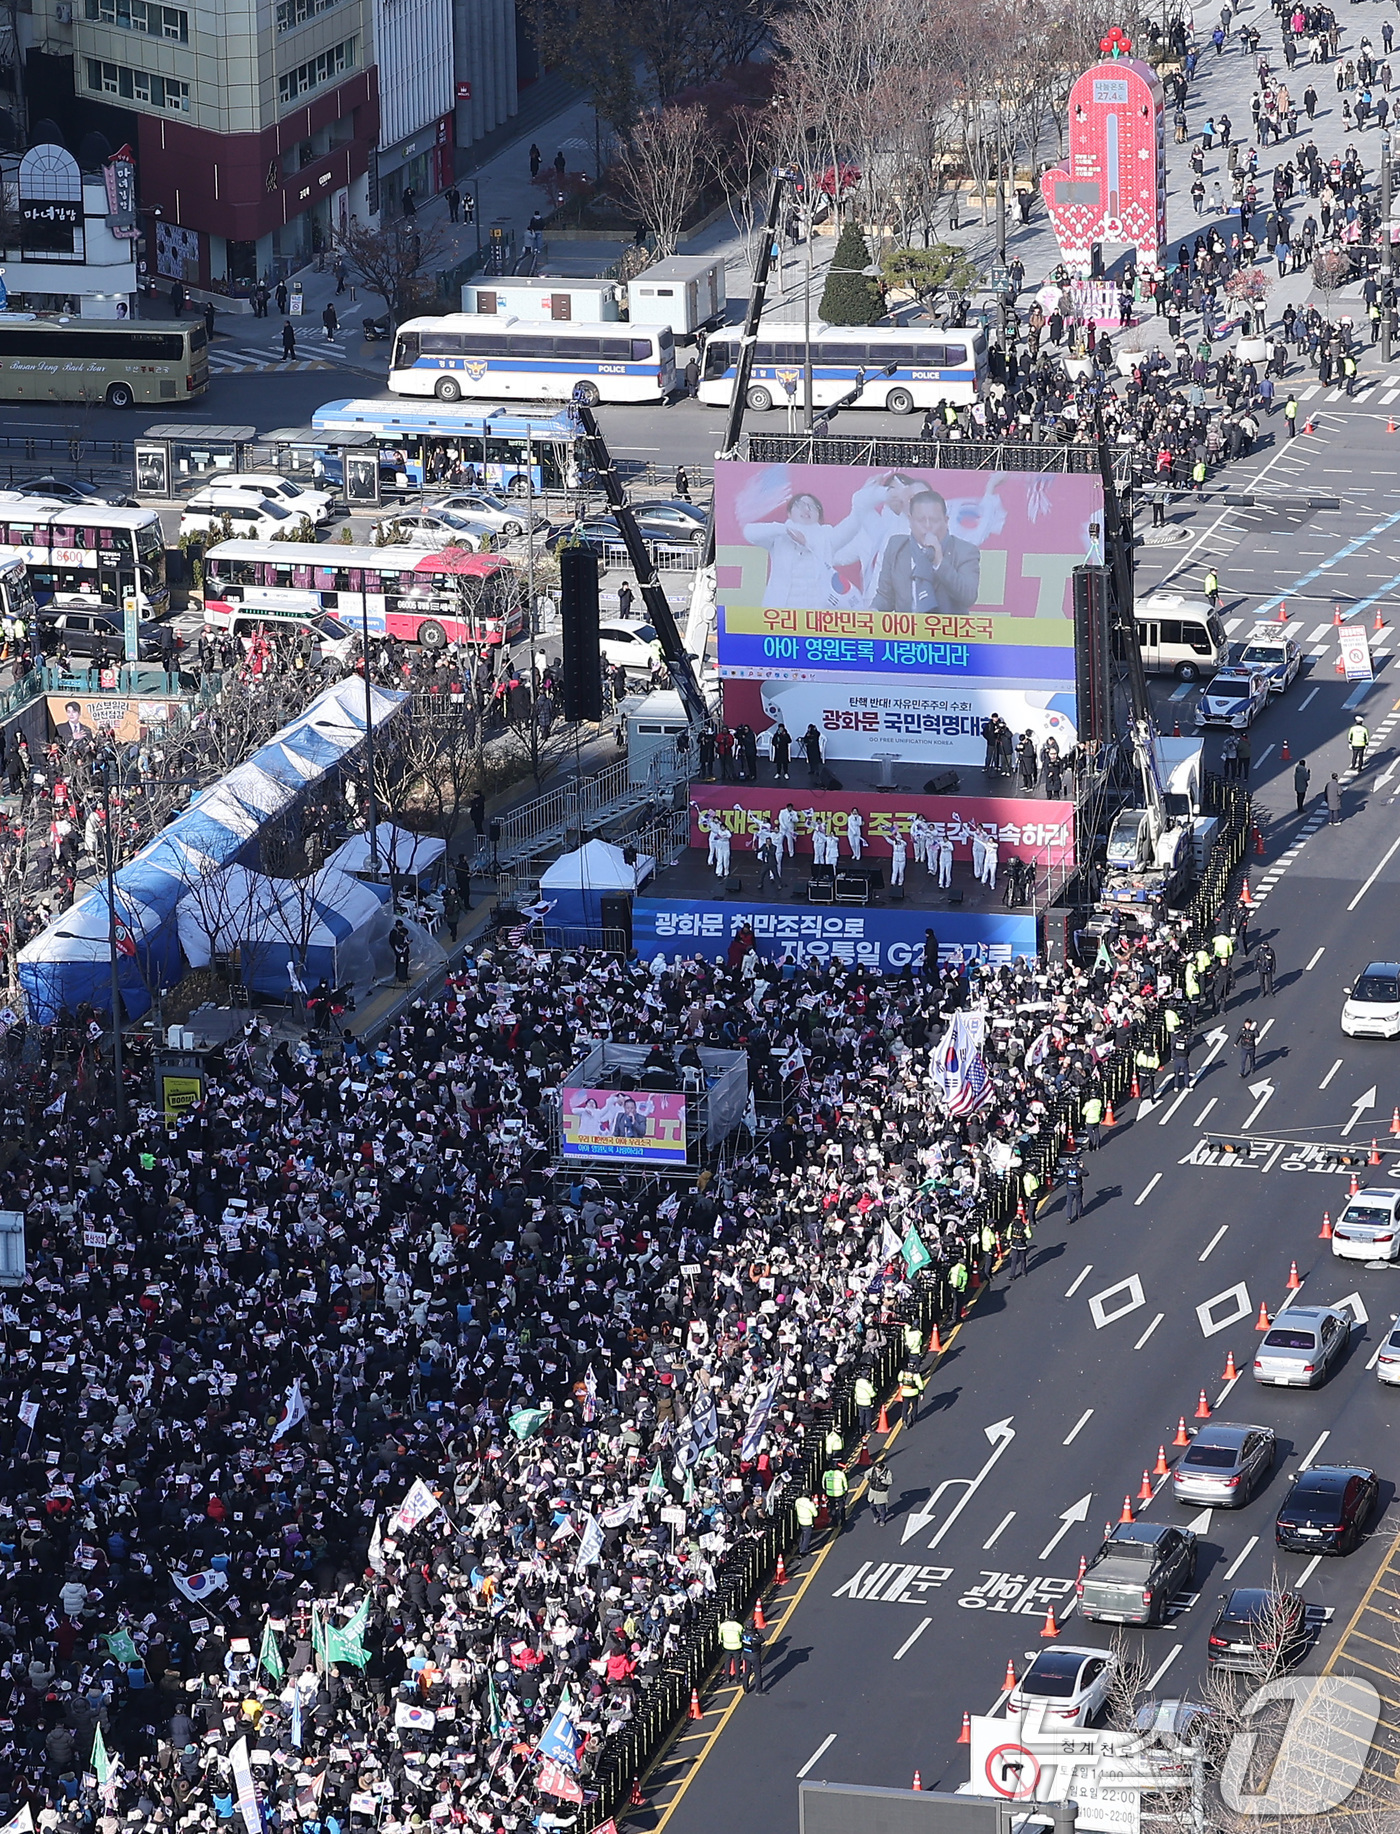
[996,115,1008,266]
[803,188,814,434]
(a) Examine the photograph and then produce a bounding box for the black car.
[1207,1587,1309,1673]
[553,502,706,555]
[1275,1464,1380,1555]
[13,476,139,508]
[35,607,167,664]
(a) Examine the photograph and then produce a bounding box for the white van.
[1134,592,1228,681]
[179,488,298,542]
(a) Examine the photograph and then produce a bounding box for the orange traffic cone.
[1334,604,1344,626]
[753,1598,767,1630]
[1105,1100,1117,1128]
[1173,718,1182,737]
[1304,416,1314,433]
[1076,1554,1087,1583]
[1039,1605,1061,1638]
[1120,1496,1134,1523]
[1254,824,1265,854]
[631,1779,646,1809]
[856,1438,871,1468]
[1350,1170,1360,1195]
[1138,1470,1153,1501]
[1131,1071,1141,1100]
[1371,1139,1383,1166]
[1376,609,1386,633]
[1274,600,1286,623]
[928,1324,944,1355]
[1255,1301,1272,1330]
[1287,1260,1301,1290]
[957,1711,971,1745]
[912,1771,923,1792]
[1242,877,1254,905]
[1154,1445,1169,1475]
[1389,415,1397,433]
[1320,1211,1332,1239]
[1065,1126,1076,1151]
[1336,656,1347,674]
[876,1402,889,1435]
[1281,737,1290,761]
[1223,1350,1238,1381]
[1173,1416,1190,1446]
[1391,1107,1400,1136]
[775,1555,787,1585]
[689,1688,702,1719]
[1195,1388,1212,1419]
[1003,1657,1017,1691]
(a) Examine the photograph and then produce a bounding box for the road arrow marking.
[1183,1509,1213,1536]
[1198,1026,1231,1073]
[1039,1494,1093,1562]
[1243,1078,1275,1131]
[900,1417,1016,1547]
[1342,1086,1378,1137]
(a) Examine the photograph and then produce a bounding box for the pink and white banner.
[687,786,1074,865]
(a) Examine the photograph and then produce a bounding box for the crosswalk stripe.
[1307,623,1332,641]
[1299,383,1320,399]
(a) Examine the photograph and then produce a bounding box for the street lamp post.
[360,600,381,873]
[98,755,125,1127]
[803,188,814,433]
[1383,131,1393,365]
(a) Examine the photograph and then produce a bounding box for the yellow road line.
[635,1291,993,1830]
[1324,1522,1400,1676]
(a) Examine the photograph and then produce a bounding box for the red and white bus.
[201,540,525,649]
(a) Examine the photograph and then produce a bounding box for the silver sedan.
[1172,1422,1277,1508]
[1251,1306,1352,1389]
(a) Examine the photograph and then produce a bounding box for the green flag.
[104,1630,139,1665]
[91,1723,111,1789]
[258,1618,284,1682]
[488,1673,507,1740]
[901,1224,931,1276]
[681,1469,695,1506]
[647,1459,667,1499]
[506,1405,550,1441]
[324,1596,370,1668]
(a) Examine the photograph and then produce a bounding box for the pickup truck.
[1077,1521,1196,1626]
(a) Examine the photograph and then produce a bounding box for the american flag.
[948,1048,993,1116]
[934,1011,995,1117]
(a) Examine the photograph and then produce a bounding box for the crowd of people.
[0,865,1231,1834]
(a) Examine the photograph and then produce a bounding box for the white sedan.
[370,508,495,552]
[1331,1189,1400,1263]
[1375,1323,1400,1386]
[1007,1646,1118,1727]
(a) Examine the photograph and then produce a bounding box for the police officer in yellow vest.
[718,1612,745,1681]
[794,1491,820,1555]
[823,1461,851,1533]
[853,1372,877,1435]
[1349,720,1370,772]
[1134,1042,1160,1100]
[897,1364,926,1430]
[1081,1091,1104,1149]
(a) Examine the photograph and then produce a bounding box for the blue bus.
[697,325,989,415]
[387,314,677,406]
[308,398,585,493]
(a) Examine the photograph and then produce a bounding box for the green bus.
[0,316,209,407]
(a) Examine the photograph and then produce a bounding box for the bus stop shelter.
[134,423,256,497]
[248,426,382,506]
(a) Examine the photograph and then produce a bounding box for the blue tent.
[18,677,408,1021]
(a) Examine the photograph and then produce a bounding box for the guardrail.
[494,743,689,859]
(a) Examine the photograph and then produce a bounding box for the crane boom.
[568,390,708,729]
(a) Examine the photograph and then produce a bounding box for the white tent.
[178,866,396,997]
[539,839,653,893]
[328,823,447,882]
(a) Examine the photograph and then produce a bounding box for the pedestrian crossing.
[207,338,372,375]
[1295,375,1400,403]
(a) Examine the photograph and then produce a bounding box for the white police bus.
[388,314,677,406]
[697,324,989,414]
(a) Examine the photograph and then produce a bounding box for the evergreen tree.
[819,222,883,326]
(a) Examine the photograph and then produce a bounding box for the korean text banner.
[688,787,1074,867]
[714,460,1103,683]
[633,899,1036,973]
[560,1088,687,1165]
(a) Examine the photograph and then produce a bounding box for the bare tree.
[334,214,452,327]
[612,106,712,257]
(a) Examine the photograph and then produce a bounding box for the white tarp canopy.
[328,823,447,881]
[539,839,652,892]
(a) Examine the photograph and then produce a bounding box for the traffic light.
[560,543,602,723]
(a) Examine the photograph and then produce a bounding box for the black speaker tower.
[560,544,603,723]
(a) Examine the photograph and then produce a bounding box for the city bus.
[0,500,168,612]
[201,541,526,650]
[697,325,989,414]
[387,315,676,406]
[0,316,208,407]
[309,398,585,493]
